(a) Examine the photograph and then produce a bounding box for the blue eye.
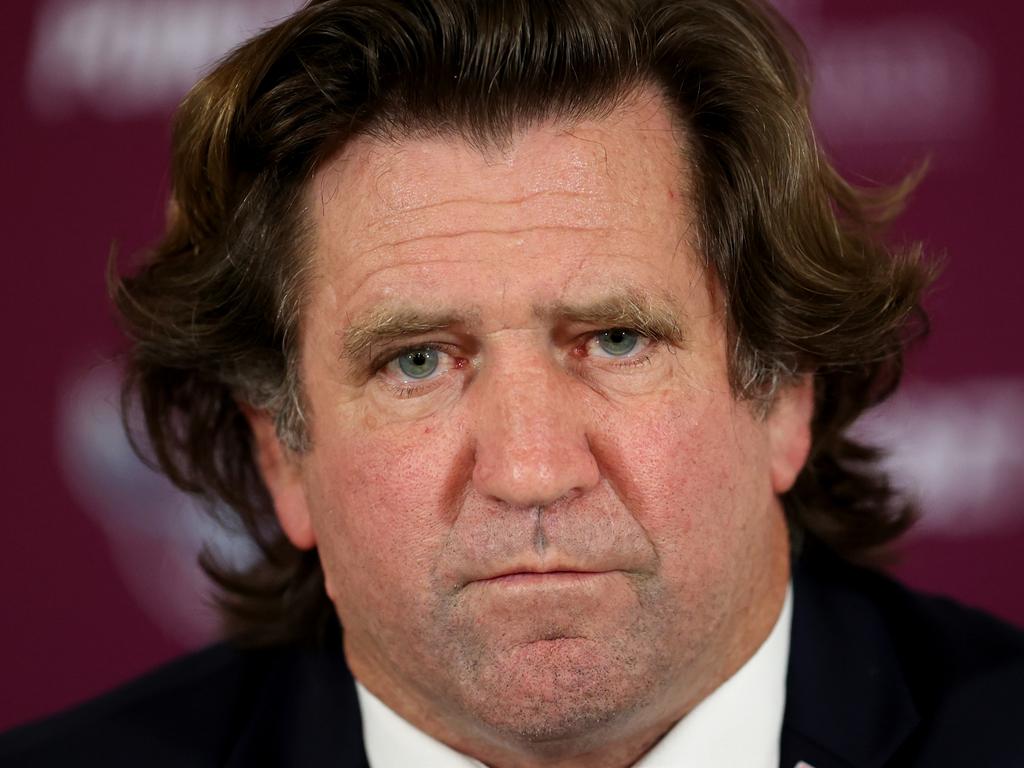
[396,348,439,379]
[596,329,639,356]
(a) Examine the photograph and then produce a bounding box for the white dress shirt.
[357,586,792,768]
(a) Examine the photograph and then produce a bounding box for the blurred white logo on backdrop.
[57,363,260,645]
[808,20,990,145]
[852,380,1024,536]
[28,0,302,117]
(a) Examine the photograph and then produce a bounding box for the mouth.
[472,569,616,586]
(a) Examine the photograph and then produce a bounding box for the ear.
[766,375,814,494]
[243,406,317,550]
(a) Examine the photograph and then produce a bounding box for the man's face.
[252,91,811,759]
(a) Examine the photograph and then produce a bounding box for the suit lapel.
[225,633,369,768]
[780,544,920,768]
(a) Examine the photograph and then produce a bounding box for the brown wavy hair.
[113,0,934,645]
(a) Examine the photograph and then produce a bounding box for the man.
[3,0,1022,765]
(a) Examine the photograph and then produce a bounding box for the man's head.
[116,0,930,759]
[239,89,811,760]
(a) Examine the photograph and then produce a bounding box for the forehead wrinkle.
[341,305,482,362]
[354,125,657,223]
[377,188,603,218]
[365,224,636,255]
[535,289,685,344]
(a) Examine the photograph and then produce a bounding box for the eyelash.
[375,329,657,397]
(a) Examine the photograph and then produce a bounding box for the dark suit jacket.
[3,543,1023,767]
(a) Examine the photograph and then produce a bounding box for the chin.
[457,635,663,748]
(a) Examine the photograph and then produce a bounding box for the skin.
[248,89,813,767]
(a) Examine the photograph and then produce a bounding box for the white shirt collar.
[356,585,792,768]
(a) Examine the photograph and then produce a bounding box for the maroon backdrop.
[3,0,1023,732]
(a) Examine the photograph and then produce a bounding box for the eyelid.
[370,340,455,372]
[383,343,448,371]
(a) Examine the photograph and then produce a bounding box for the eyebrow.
[341,307,481,363]
[536,290,685,344]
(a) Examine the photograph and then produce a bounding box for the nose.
[471,354,600,508]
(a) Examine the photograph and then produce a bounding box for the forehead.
[304,90,702,317]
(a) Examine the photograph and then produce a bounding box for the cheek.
[600,390,773,582]
[305,418,468,615]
